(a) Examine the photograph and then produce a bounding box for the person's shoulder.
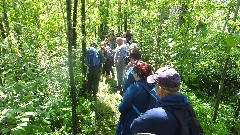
[127,66,134,72]
[127,82,142,91]
[134,108,168,122]
[146,107,165,114]
[128,83,137,89]
[136,107,167,120]
[121,44,127,49]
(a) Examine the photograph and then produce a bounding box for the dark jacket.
[130,93,189,135]
[117,79,152,135]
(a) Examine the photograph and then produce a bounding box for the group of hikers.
[84,30,204,135]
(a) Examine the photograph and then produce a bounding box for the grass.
[92,77,122,134]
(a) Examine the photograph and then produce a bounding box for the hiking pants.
[116,65,126,89]
[87,67,101,97]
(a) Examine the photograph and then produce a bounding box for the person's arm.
[122,68,135,93]
[114,48,121,66]
[131,108,167,134]
[130,110,153,134]
[118,85,137,113]
[98,50,106,63]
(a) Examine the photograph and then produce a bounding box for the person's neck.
[161,91,178,98]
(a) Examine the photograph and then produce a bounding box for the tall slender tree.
[212,0,240,122]
[123,0,128,31]
[117,0,122,33]
[66,0,77,134]
[81,0,87,93]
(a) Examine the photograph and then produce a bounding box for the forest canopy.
[0,0,239,134]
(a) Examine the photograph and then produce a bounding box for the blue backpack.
[132,82,159,115]
[85,48,100,67]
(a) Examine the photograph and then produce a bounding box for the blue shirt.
[130,93,189,135]
[122,66,135,93]
[114,44,128,67]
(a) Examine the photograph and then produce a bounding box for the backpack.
[131,82,159,115]
[120,46,129,65]
[162,103,204,135]
[85,48,100,67]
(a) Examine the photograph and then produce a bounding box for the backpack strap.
[131,82,149,115]
[162,104,189,135]
[186,104,204,134]
[131,82,155,115]
[186,103,196,117]
[138,82,158,107]
[131,104,141,115]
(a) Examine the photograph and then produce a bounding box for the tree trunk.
[99,0,104,40]
[117,0,122,33]
[222,7,231,33]
[178,2,188,26]
[123,0,128,32]
[0,18,6,39]
[156,4,165,67]
[234,98,240,119]
[2,3,10,37]
[72,0,78,49]
[212,57,229,121]
[231,0,240,33]
[212,0,240,122]
[66,0,77,134]
[81,0,87,94]
[0,18,4,86]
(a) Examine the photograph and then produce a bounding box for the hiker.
[104,38,115,79]
[121,47,141,96]
[107,32,116,78]
[126,30,133,45]
[121,31,128,45]
[114,37,128,91]
[84,41,105,98]
[100,41,112,84]
[121,30,132,45]
[108,30,116,50]
[116,61,152,135]
[130,66,198,134]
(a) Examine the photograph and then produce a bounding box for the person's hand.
[116,59,121,66]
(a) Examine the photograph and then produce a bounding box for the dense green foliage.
[0,0,239,134]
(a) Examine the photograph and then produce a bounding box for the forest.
[0,0,240,134]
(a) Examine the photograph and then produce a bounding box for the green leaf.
[21,118,29,122]
[25,112,36,116]
[225,34,238,47]
[1,109,9,115]
[19,122,28,126]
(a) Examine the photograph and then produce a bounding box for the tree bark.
[212,57,229,121]
[72,0,78,49]
[231,0,240,33]
[66,0,77,134]
[212,0,240,122]
[2,12,10,36]
[81,0,87,94]
[156,4,165,67]
[0,18,6,39]
[117,0,122,33]
[123,0,128,32]
[178,2,188,26]
[1,0,10,39]
[99,1,105,40]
